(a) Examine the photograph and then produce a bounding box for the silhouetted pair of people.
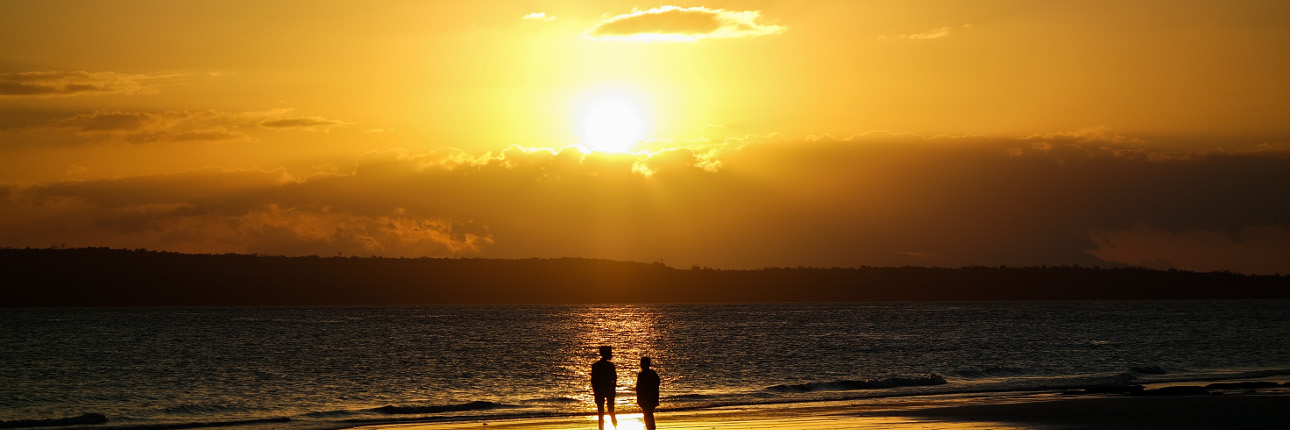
[591,346,660,430]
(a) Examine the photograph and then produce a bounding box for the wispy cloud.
[49,109,349,144]
[586,6,786,42]
[0,71,175,98]
[880,24,971,41]
[259,116,350,132]
[521,12,554,21]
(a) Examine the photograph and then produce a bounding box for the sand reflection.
[586,413,647,430]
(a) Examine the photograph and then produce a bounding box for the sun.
[581,97,643,152]
[575,85,650,153]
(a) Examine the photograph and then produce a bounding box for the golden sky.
[2,1,1288,273]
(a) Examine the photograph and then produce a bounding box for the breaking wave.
[766,374,947,393]
[368,401,513,415]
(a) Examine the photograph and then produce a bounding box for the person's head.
[640,356,651,369]
[599,345,613,360]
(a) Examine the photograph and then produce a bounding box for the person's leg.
[596,397,606,430]
[642,406,655,430]
[606,396,617,427]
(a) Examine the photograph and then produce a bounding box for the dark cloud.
[586,6,785,41]
[260,117,349,131]
[39,109,348,144]
[0,169,491,257]
[0,71,168,97]
[57,111,154,132]
[2,136,1287,273]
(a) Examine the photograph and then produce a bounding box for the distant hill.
[2,248,1287,306]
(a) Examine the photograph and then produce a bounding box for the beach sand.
[362,392,1290,430]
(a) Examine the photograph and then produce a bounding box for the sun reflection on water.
[560,305,672,413]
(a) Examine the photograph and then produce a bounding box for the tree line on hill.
[2,247,1286,306]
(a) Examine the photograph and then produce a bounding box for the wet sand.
[361,392,1290,430]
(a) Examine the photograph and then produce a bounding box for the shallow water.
[3,301,1289,428]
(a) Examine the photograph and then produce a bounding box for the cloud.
[1022,126,1144,145]
[0,169,491,257]
[52,111,252,144]
[586,6,786,42]
[2,135,1287,273]
[881,24,970,41]
[259,116,350,132]
[46,109,348,144]
[522,12,554,21]
[0,71,172,98]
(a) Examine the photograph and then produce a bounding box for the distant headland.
[3,247,1286,306]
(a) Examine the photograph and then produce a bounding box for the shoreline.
[353,389,1290,430]
[5,384,1286,430]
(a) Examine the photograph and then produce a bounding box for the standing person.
[591,346,618,430]
[635,356,660,430]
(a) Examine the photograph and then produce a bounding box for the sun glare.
[585,413,646,430]
[582,98,643,152]
[575,85,650,153]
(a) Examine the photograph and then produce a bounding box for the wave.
[1205,381,1284,390]
[520,397,579,404]
[1217,369,1290,380]
[766,374,947,393]
[304,400,519,419]
[0,413,106,429]
[1133,368,1290,389]
[668,393,714,401]
[301,409,362,419]
[368,401,513,415]
[1128,365,1169,375]
[947,366,1032,379]
[158,403,261,415]
[39,416,292,430]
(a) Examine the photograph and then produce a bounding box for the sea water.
[3,301,1290,429]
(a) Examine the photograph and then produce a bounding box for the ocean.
[3,301,1290,429]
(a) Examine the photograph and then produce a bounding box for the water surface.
[3,301,1289,428]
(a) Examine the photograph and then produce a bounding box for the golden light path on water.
[562,305,672,416]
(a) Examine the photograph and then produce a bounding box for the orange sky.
[2,1,1288,274]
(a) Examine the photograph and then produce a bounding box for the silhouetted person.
[635,356,660,430]
[591,345,618,429]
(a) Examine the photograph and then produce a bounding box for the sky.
[2,0,1288,274]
